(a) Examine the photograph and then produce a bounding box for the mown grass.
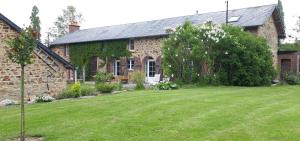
[1,86,300,141]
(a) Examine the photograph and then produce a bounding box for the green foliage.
[95,72,114,84]
[154,82,178,90]
[70,82,81,97]
[284,72,300,85]
[69,40,130,80]
[56,89,78,99]
[279,42,300,51]
[30,5,41,40]
[163,21,275,86]
[163,21,205,83]
[215,25,276,86]
[6,27,37,66]
[115,82,123,91]
[5,26,37,141]
[57,83,97,99]
[96,83,116,93]
[80,85,97,96]
[132,71,145,90]
[35,95,55,103]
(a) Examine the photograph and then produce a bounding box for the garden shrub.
[155,82,178,90]
[70,82,81,97]
[132,71,145,90]
[115,82,123,91]
[96,83,116,93]
[36,95,55,103]
[95,72,114,84]
[284,72,300,85]
[214,25,276,86]
[56,90,78,99]
[80,84,97,96]
[57,83,98,99]
[163,21,275,86]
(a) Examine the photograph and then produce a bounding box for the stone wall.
[131,37,163,62]
[257,15,279,68]
[0,20,70,101]
[278,52,300,78]
[51,45,70,62]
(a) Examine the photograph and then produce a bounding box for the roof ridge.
[0,12,74,69]
[78,4,277,31]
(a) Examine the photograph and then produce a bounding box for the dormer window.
[228,16,241,22]
[128,39,134,51]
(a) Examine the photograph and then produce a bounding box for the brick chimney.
[69,21,80,33]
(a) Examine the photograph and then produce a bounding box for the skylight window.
[228,16,241,22]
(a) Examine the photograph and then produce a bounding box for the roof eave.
[0,13,74,70]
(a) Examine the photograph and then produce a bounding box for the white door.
[114,60,120,76]
[146,59,156,83]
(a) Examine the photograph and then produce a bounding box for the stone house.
[278,51,300,79]
[0,13,74,101]
[50,4,285,84]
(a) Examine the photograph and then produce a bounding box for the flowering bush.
[163,21,275,86]
[36,95,55,103]
[154,82,178,90]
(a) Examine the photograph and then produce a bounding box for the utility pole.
[226,0,229,25]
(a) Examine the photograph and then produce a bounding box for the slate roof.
[51,4,285,46]
[0,13,74,69]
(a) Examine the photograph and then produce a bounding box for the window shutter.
[107,59,113,73]
[134,57,142,71]
[155,56,162,74]
[120,57,127,75]
[156,56,163,81]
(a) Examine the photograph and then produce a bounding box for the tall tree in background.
[6,27,37,141]
[30,5,41,41]
[278,0,285,29]
[46,5,83,44]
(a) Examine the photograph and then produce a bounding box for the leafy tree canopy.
[163,21,276,86]
[48,6,83,41]
[6,27,37,66]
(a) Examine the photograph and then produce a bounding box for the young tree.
[30,5,41,41]
[6,27,37,141]
[49,6,83,40]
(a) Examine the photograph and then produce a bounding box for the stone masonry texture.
[0,20,70,101]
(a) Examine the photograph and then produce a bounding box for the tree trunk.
[20,65,25,141]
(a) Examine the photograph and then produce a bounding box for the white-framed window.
[114,60,121,76]
[64,45,69,56]
[128,39,134,51]
[127,58,135,70]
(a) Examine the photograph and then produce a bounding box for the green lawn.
[1,86,300,141]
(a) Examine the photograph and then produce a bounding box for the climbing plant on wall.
[69,40,131,79]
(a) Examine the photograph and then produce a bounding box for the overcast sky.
[0,0,299,42]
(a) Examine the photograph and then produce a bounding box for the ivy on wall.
[69,40,131,79]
